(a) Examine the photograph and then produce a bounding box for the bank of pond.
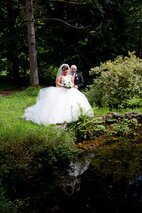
[0,112,142,212]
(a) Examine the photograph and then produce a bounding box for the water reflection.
[59,153,95,195]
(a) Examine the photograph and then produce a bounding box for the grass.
[0,87,78,162]
[0,85,142,146]
[0,87,142,131]
[0,87,41,144]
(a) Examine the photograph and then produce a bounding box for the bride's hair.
[56,63,70,79]
[62,64,69,71]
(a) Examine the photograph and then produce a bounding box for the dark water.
[45,131,142,213]
[59,168,142,213]
[26,152,142,213]
[5,124,142,213]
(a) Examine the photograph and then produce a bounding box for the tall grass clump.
[85,52,142,109]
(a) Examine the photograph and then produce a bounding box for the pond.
[24,130,142,213]
[2,112,142,213]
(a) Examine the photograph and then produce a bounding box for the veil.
[56,63,70,79]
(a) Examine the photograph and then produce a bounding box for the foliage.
[125,1,142,56]
[39,65,58,86]
[68,114,106,142]
[126,97,142,108]
[68,109,142,143]
[1,0,142,85]
[86,52,142,109]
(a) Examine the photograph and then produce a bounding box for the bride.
[22,64,94,125]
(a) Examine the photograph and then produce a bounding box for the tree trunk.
[25,0,39,86]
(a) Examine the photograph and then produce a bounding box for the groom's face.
[71,67,77,75]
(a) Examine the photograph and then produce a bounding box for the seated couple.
[22,64,94,125]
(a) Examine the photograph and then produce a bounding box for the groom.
[70,65,85,90]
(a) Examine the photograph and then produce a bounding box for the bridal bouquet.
[63,77,73,89]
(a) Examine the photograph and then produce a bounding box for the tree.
[25,0,39,86]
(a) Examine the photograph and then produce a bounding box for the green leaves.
[86,52,142,109]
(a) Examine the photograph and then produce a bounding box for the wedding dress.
[22,75,94,125]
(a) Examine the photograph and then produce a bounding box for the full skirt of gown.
[22,87,94,125]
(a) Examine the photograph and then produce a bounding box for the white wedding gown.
[23,76,94,125]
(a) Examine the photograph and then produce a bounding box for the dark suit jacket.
[74,72,85,90]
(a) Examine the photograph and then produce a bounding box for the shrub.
[86,52,142,109]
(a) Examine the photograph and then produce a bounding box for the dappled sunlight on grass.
[93,106,110,116]
[117,107,142,114]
